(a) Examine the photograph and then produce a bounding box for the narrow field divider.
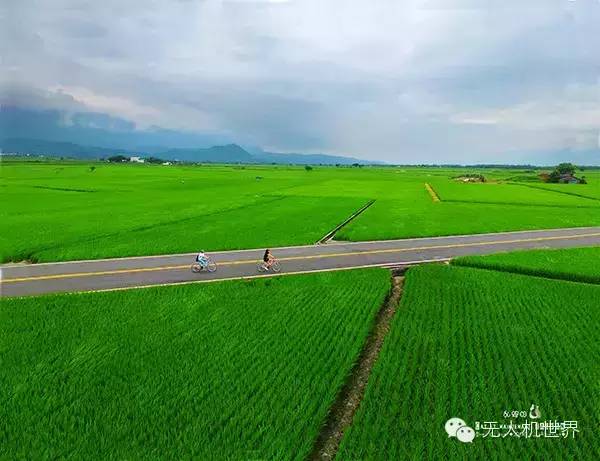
[452,260,600,285]
[309,275,404,460]
[443,199,599,209]
[316,199,376,244]
[425,183,440,202]
[515,183,600,202]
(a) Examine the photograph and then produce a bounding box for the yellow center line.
[2,232,600,284]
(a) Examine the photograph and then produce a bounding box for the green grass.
[337,199,600,241]
[0,163,367,262]
[430,180,599,207]
[2,160,599,262]
[31,195,366,261]
[338,265,600,460]
[0,269,390,459]
[453,246,600,284]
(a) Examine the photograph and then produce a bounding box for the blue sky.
[1,0,599,163]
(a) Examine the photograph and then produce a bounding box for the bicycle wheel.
[191,263,202,273]
[257,261,267,272]
[271,260,281,273]
[206,260,217,272]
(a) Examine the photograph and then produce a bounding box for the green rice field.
[1,159,599,262]
[454,246,600,284]
[337,265,600,460]
[0,269,390,459]
[2,158,599,459]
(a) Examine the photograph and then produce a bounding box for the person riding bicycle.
[196,250,209,268]
[263,249,274,269]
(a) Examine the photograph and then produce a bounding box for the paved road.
[2,227,599,297]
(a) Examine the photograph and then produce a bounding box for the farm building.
[453,174,486,183]
[129,156,145,163]
[539,172,585,184]
[559,174,583,184]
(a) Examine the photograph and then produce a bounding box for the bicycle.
[257,258,281,273]
[191,257,217,273]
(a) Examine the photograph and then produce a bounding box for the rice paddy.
[2,159,599,460]
[1,159,599,262]
[0,269,390,460]
[453,246,600,284]
[337,264,600,460]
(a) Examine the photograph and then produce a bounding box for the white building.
[129,156,145,163]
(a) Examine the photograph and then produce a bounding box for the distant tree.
[555,163,576,176]
[547,170,561,183]
[305,165,313,171]
[145,157,165,164]
[107,155,128,163]
[547,162,577,183]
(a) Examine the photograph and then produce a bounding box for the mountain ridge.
[0,138,375,165]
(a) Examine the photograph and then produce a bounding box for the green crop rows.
[0,162,367,262]
[0,269,390,459]
[337,265,600,460]
[454,246,600,284]
[1,160,599,262]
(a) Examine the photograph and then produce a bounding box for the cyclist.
[263,249,274,269]
[196,250,209,268]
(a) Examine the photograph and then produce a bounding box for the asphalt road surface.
[2,227,599,298]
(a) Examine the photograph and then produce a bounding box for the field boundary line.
[425,183,441,202]
[451,261,600,285]
[31,185,97,193]
[514,183,600,202]
[3,232,600,283]
[443,199,599,209]
[309,275,405,460]
[316,199,376,244]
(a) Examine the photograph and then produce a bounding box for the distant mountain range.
[3,106,598,166]
[0,137,372,165]
[249,148,372,165]
[0,106,375,164]
[1,138,125,159]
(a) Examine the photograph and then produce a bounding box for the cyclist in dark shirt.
[263,249,274,268]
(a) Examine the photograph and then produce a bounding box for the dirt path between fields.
[309,275,404,460]
[316,199,376,244]
[425,182,440,202]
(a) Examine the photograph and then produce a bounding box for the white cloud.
[451,83,600,131]
[452,101,600,131]
[49,86,160,124]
